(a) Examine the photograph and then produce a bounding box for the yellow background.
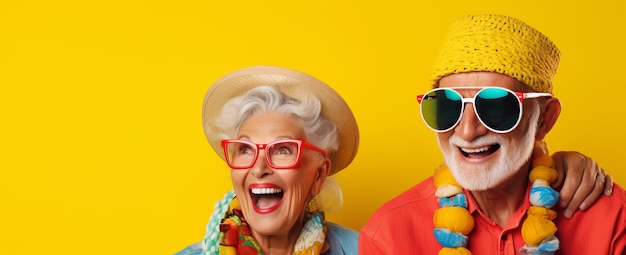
[1,0,624,254]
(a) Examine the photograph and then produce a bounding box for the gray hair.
[209,86,339,154]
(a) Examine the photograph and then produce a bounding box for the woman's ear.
[310,159,331,196]
[536,98,561,141]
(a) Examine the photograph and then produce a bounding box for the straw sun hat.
[202,66,359,175]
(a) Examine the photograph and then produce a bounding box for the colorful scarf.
[432,141,560,255]
[202,191,328,255]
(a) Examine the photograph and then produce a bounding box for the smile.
[459,144,500,158]
[249,184,284,214]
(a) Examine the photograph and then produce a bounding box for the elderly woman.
[176,65,611,255]
[177,66,359,255]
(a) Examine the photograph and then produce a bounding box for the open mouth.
[459,144,500,158]
[249,186,284,214]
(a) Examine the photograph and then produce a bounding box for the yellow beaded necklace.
[432,141,560,254]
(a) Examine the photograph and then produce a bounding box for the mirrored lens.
[420,89,463,131]
[475,88,520,132]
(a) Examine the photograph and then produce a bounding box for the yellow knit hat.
[430,14,560,93]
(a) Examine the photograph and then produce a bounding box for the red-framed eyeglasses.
[221,139,327,169]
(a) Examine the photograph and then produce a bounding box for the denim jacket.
[174,222,358,255]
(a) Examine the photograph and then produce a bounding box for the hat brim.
[202,66,359,175]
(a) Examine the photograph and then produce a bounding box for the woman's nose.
[249,152,272,178]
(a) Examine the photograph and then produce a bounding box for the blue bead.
[433,228,468,248]
[537,236,559,252]
[529,186,559,208]
[439,193,468,208]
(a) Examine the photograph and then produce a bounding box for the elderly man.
[359,14,626,255]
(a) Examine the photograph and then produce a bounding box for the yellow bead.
[527,206,557,220]
[439,247,472,255]
[434,165,461,189]
[529,165,558,184]
[521,206,557,246]
[433,207,475,235]
[532,154,554,168]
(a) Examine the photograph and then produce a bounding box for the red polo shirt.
[359,177,626,255]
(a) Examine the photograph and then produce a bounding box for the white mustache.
[449,134,502,149]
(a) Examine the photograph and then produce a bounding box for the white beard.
[439,106,540,191]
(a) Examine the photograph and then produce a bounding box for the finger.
[553,152,586,209]
[550,151,567,191]
[560,154,597,218]
[577,171,606,211]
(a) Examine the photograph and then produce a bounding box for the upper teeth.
[251,188,282,194]
[461,146,490,154]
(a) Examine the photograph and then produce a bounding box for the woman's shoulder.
[327,222,359,237]
[173,242,202,255]
[325,222,359,255]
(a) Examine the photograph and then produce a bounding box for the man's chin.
[448,164,498,191]
[455,176,494,191]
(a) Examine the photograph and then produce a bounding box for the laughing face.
[230,111,329,240]
[436,72,541,191]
